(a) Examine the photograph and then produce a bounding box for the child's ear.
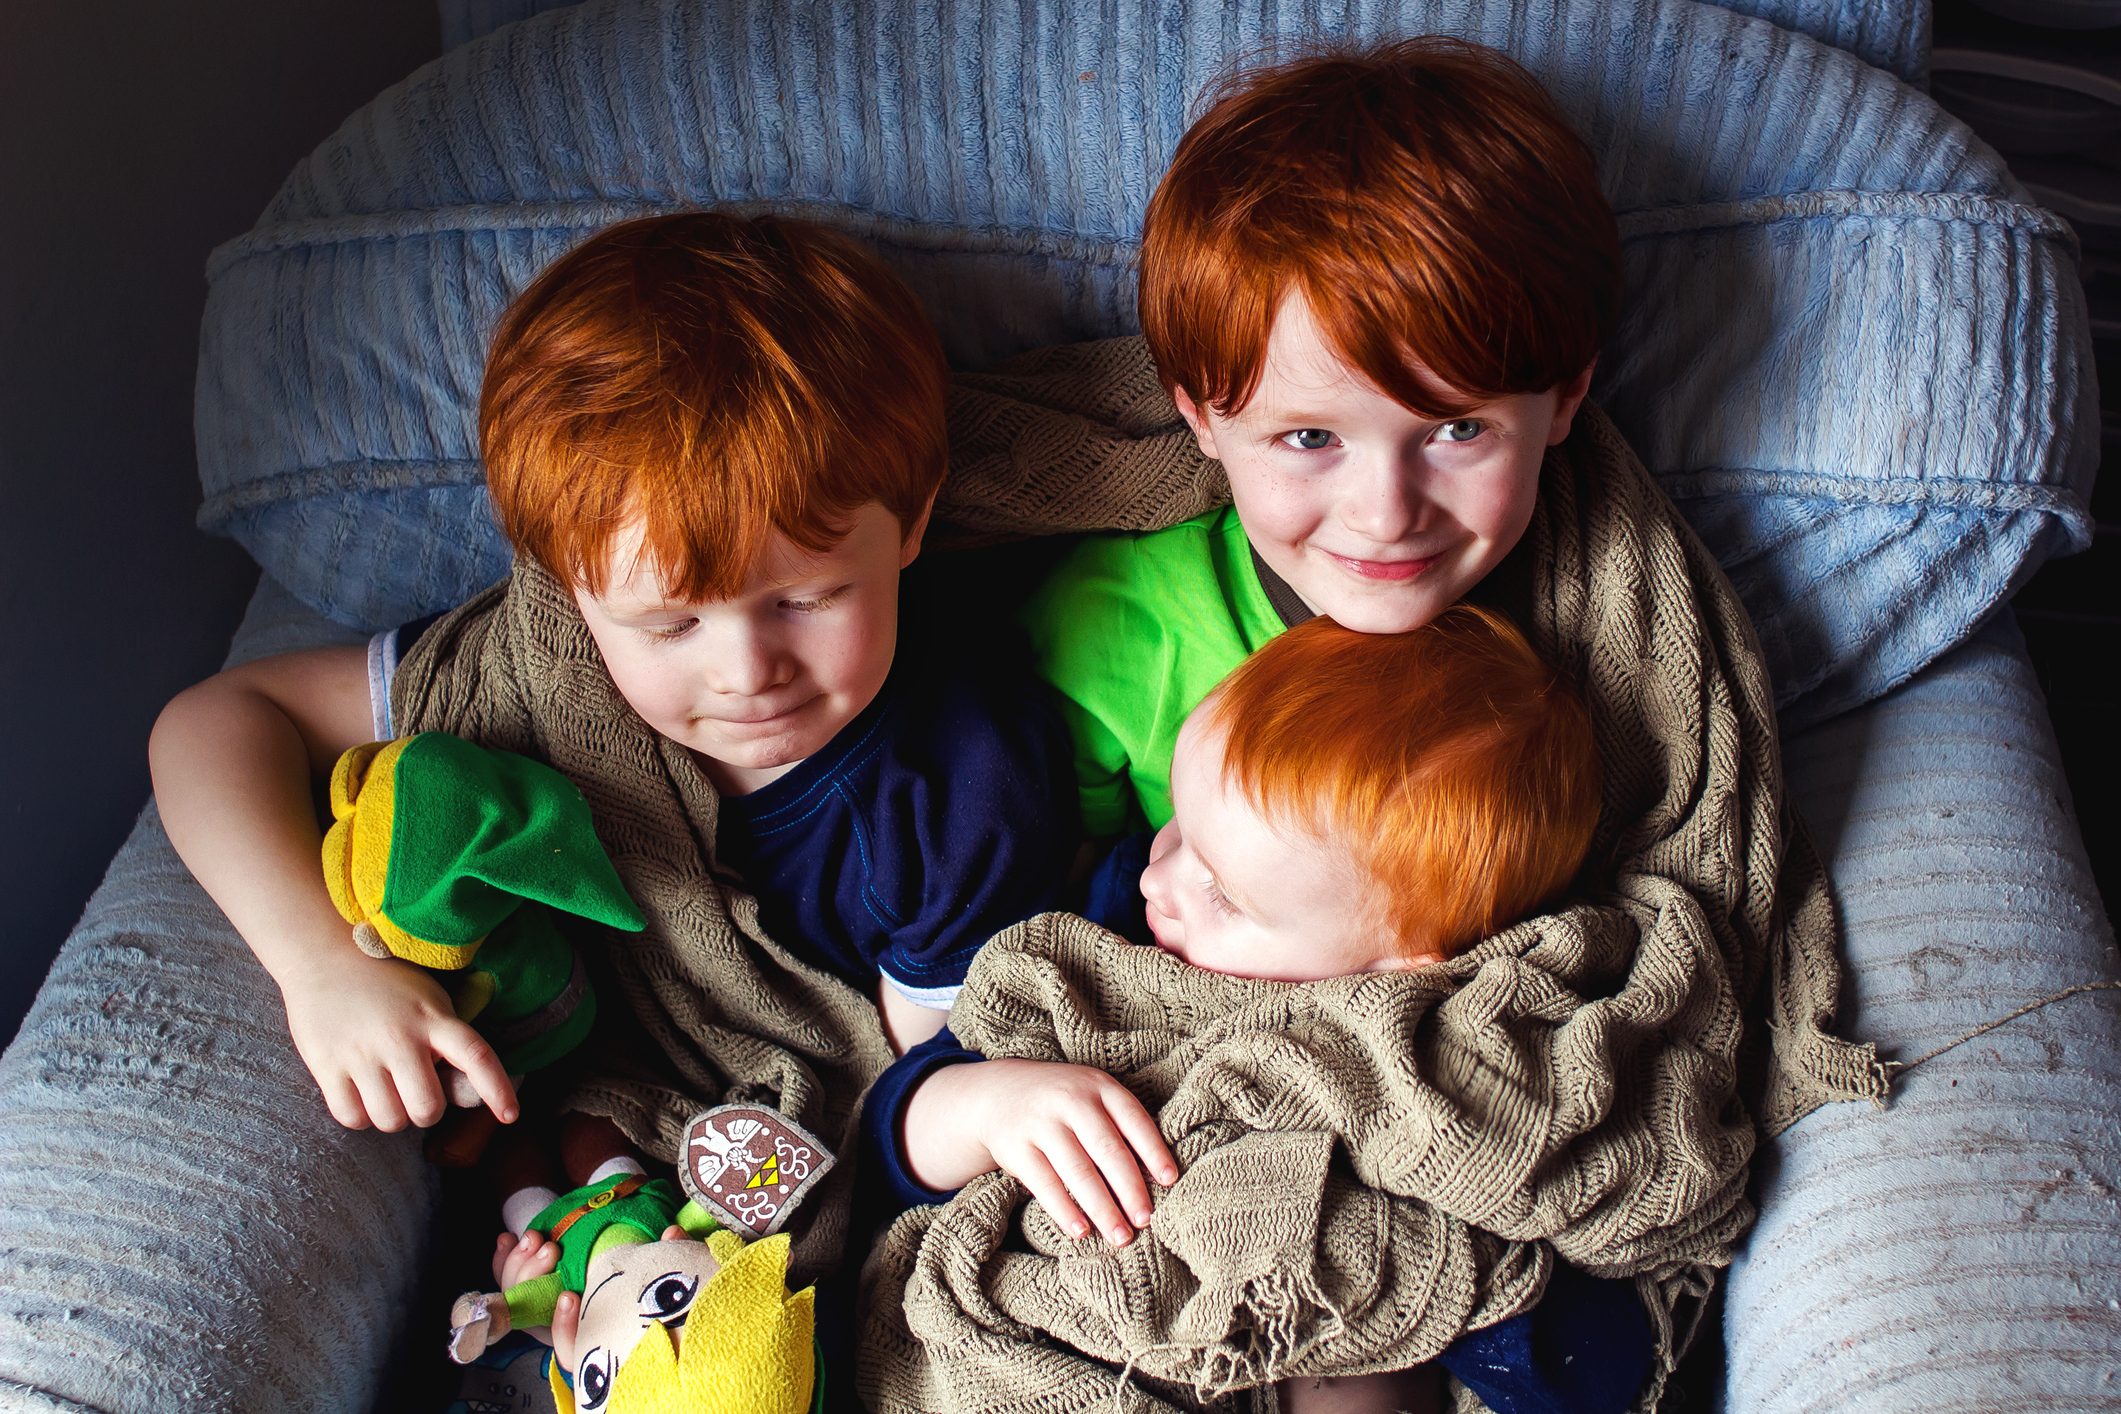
[898,489,940,569]
[1369,948,1446,972]
[1171,386,1222,461]
[1545,360,1598,447]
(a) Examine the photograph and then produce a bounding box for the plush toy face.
[567,1238,722,1411]
[553,1228,815,1414]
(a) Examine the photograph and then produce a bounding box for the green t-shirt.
[1021,506,1294,836]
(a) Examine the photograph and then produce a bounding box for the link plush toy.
[451,1106,830,1414]
[321,732,646,1101]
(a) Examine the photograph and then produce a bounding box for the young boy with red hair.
[151,211,1076,1138]
[1128,606,1599,985]
[898,607,1629,1412]
[876,35,1648,1412]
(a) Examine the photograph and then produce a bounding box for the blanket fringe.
[1883,980,2121,1077]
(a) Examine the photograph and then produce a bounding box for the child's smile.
[1173,291,1590,635]
[573,500,927,795]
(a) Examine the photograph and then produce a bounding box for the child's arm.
[877,984,948,1054]
[900,1058,1178,1246]
[149,646,517,1132]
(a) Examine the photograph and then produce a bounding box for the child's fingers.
[1104,1090,1180,1188]
[353,1069,412,1133]
[431,1023,518,1124]
[1040,1133,1136,1246]
[1006,1147,1095,1242]
[391,1055,449,1129]
[1075,1116,1156,1229]
[550,1291,582,1373]
[319,1072,370,1130]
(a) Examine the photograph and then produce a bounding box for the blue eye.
[578,1348,615,1408]
[1435,419,1484,443]
[1279,428,1337,451]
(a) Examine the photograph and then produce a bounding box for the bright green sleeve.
[503,1272,566,1330]
[1022,510,1285,835]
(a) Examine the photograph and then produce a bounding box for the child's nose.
[1139,823,1182,911]
[1340,455,1424,543]
[705,624,789,695]
[1147,819,1181,864]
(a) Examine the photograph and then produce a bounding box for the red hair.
[1207,607,1599,960]
[1140,37,1621,419]
[479,212,948,600]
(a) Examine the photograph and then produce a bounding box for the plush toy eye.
[577,1348,615,1410]
[638,1271,701,1326]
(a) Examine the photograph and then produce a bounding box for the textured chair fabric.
[5,1,2113,1410]
[1727,614,2121,1413]
[197,0,2091,731]
[0,585,428,1414]
[436,0,1937,83]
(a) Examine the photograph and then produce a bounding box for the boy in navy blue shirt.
[154,210,1075,1153]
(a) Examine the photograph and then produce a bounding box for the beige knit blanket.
[853,340,1887,1408]
[393,335,1882,1344]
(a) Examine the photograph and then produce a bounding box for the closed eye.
[1201,875,1239,916]
[640,618,698,642]
[780,585,849,613]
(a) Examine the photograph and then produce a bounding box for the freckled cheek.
[806,621,892,697]
[1232,477,1325,548]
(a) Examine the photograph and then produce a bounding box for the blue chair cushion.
[194,0,2096,729]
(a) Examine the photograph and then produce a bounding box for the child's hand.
[493,1229,561,1289]
[902,1059,1179,1246]
[281,948,518,1132]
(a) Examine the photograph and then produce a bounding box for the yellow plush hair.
[548,1230,816,1414]
[320,737,476,970]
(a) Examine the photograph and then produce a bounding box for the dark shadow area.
[1,2,441,1048]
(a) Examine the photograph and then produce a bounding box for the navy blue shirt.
[713,650,1077,1006]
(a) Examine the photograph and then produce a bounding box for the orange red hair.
[1207,606,1600,960]
[1140,36,1622,419]
[479,211,948,600]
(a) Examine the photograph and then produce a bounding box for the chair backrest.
[195,0,2093,728]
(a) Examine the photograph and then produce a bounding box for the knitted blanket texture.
[865,341,1887,1408]
[391,336,1882,1388]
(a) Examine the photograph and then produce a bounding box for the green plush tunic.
[502,1174,716,1328]
[1019,507,1289,837]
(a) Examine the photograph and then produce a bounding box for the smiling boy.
[150,212,1076,1134]
[1024,36,1614,837]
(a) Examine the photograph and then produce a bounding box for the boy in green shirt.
[1023,36,1615,839]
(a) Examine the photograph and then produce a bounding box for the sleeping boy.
[887,608,1648,1413]
[150,210,1075,1142]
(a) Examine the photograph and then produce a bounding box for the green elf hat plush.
[322,733,647,1074]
